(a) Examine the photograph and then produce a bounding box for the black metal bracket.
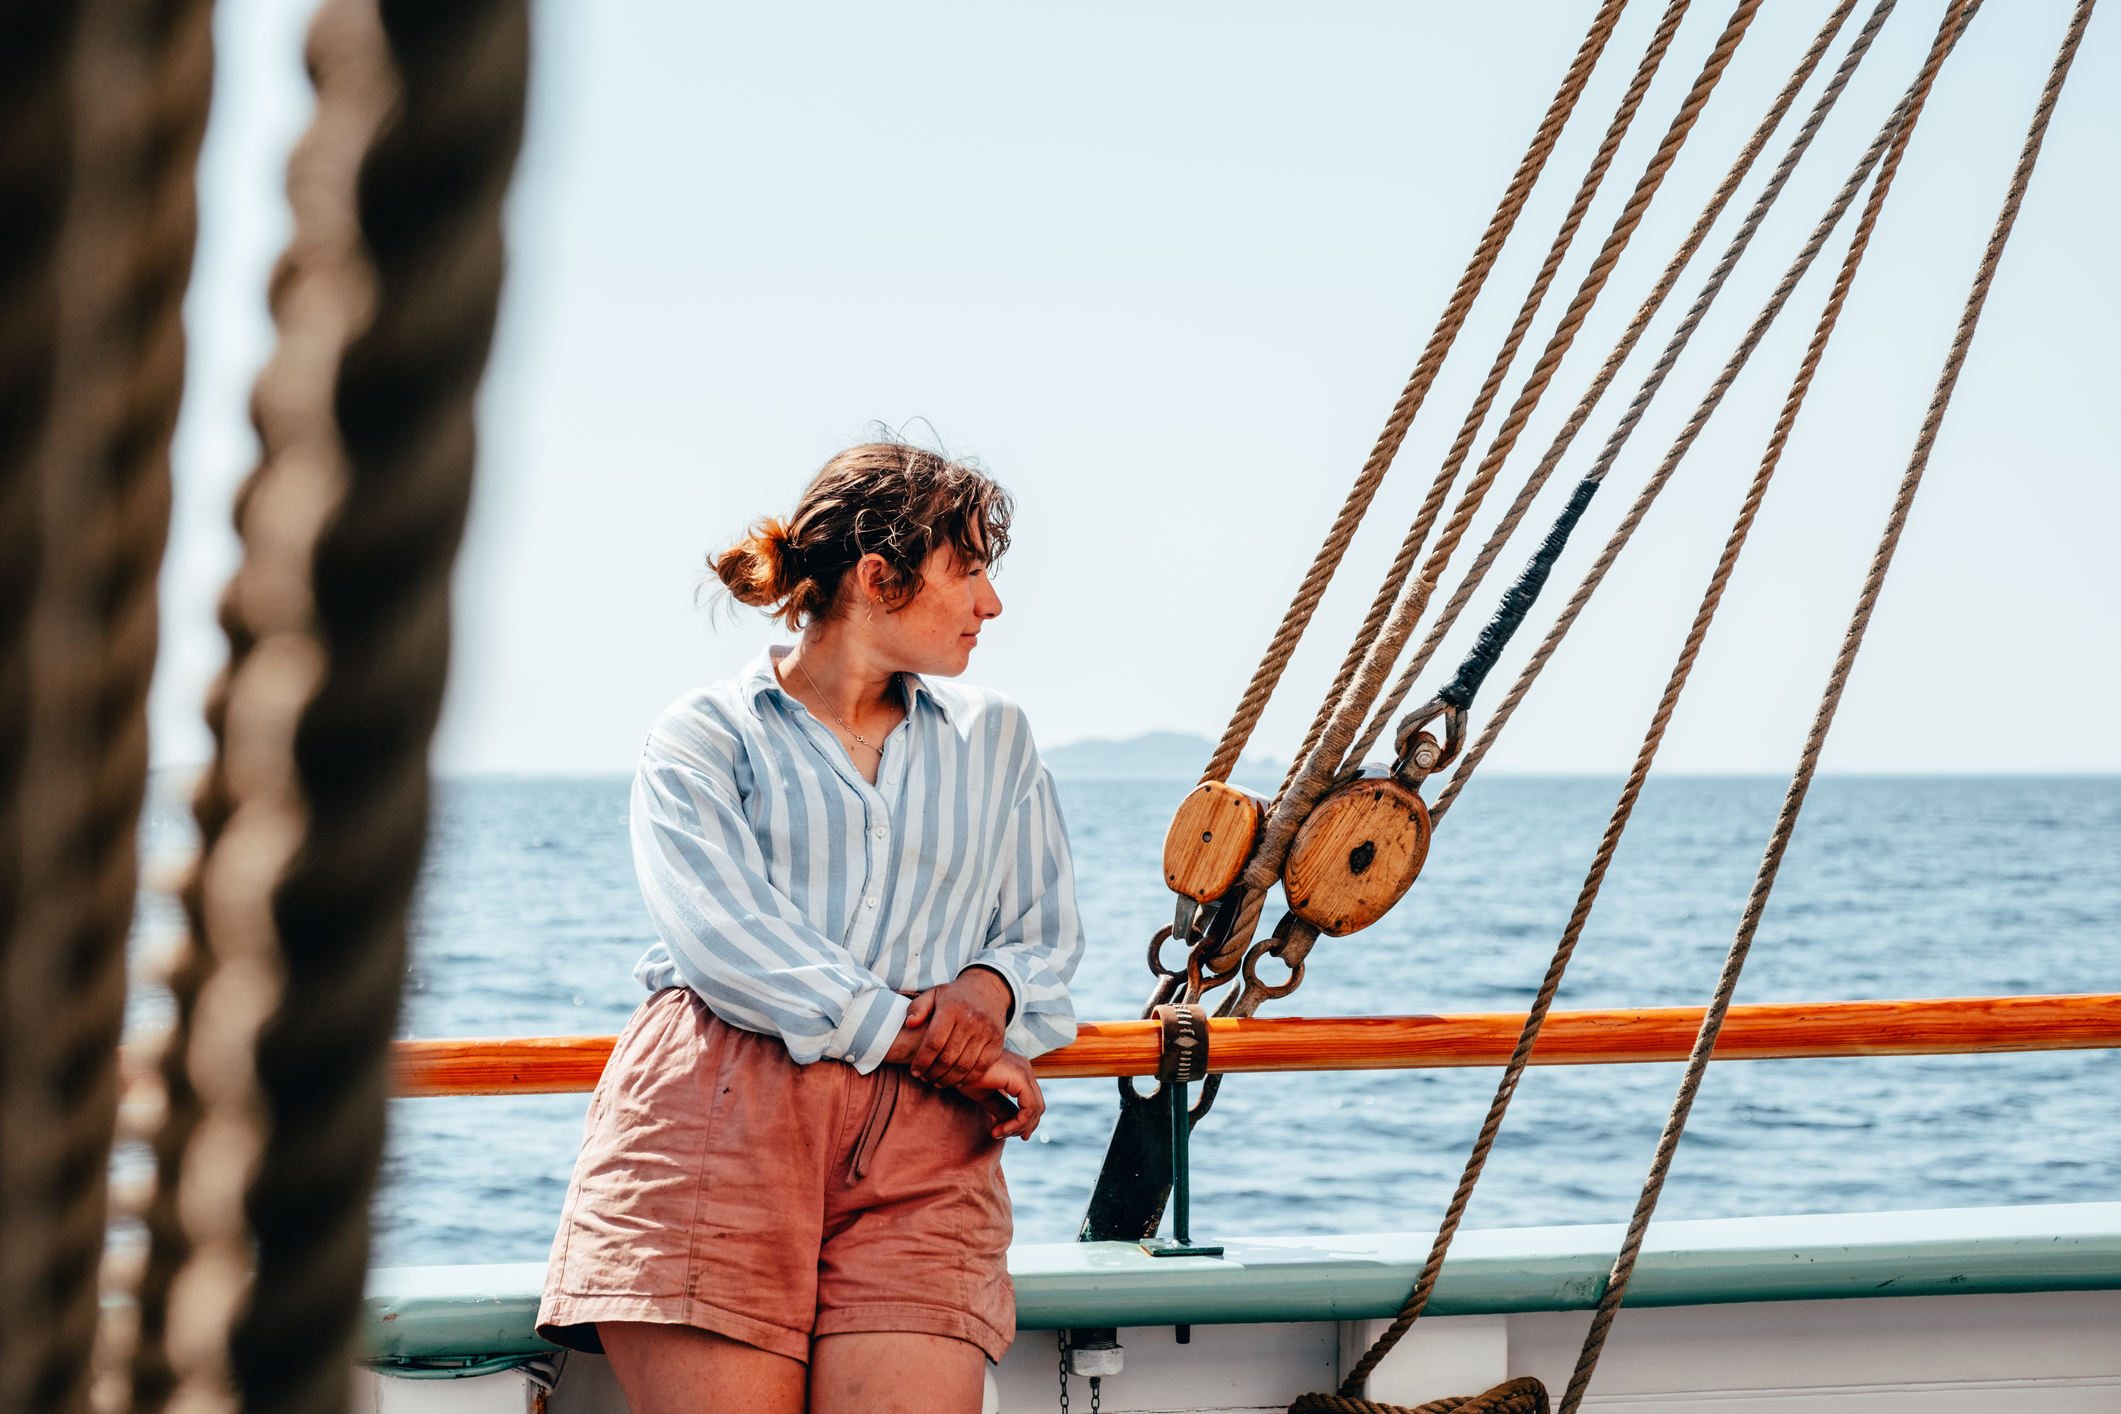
[1138,1003,1221,1260]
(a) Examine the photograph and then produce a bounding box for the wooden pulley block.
[1162,780,1267,903]
[1281,765,1431,936]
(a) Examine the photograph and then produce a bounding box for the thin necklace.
[795,655,884,756]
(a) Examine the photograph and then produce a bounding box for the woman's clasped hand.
[888,967,1046,1140]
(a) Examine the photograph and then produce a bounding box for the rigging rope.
[1342,0,1887,768]
[1329,0,1965,1399]
[1194,0,1632,788]
[1559,4,2092,1406]
[1425,0,1984,826]
[1274,0,1723,807]
[1203,0,1731,994]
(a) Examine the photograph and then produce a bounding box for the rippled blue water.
[284,773,2118,1267]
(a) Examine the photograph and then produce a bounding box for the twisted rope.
[0,2,211,1412]
[1429,0,1985,826]
[1560,5,2088,1407]
[1291,1377,1550,1414]
[1344,0,1887,767]
[127,5,399,1412]
[0,0,84,1407]
[228,3,527,1412]
[1336,2,1958,1401]
[1194,0,1630,787]
[1278,0,1724,801]
[1206,0,1708,984]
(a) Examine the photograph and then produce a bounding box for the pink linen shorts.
[536,987,1015,1363]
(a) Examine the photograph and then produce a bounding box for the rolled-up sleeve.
[970,765,1084,1058]
[630,720,910,1072]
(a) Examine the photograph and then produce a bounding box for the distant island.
[1042,730,1285,781]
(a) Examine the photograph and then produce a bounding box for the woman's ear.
[853,552,891,606]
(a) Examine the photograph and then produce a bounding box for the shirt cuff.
[958,960,1021,1025]
[830,987,912,1075]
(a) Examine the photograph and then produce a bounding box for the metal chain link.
[1055,1333,1104,1413]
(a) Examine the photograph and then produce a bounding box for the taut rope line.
[1274,0,1728,811]
[1342,0,1893,770]
[1559,4,2093,1407]
[1329,0,1964,1400]
[1194,0,1631,788]
[1426,0,1987,825]
[1206,0,1737,1001]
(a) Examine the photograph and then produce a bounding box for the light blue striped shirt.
[631,645,1084,1072]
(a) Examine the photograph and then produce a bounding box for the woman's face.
[861,541,1003,677]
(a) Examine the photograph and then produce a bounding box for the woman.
[536,442,1084,1414]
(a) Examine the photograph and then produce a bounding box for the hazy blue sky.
[157,1,2117,776]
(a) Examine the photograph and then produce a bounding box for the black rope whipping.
[1437,476,1600,711]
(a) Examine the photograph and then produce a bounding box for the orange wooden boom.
[389,992,2121,1097]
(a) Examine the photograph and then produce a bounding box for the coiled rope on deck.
[1293,1376,1551,1414]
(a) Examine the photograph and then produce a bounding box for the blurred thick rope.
[229,1,526,1410]
[0,2,209,1413]
[0,0,85,1402]
[124,2,527,1410]
[127,5,401,1410]
[1558,4,2092,1408]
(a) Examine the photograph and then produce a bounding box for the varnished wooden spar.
[389,993,2121,1096]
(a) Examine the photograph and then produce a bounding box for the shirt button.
[873,826,887,838]
[866,896,879,909]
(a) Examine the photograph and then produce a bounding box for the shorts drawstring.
[849,1064,901,1181]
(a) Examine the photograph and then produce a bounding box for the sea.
[137,772,2121,1268]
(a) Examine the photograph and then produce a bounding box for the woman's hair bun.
[711,516,798,609]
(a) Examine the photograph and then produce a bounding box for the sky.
[155,1,2118,777]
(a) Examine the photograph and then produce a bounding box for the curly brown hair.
[711,442,1013,631]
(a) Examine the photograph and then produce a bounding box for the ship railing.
[352,992,2121,1097]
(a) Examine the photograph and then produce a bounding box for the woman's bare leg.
[599,1321,806,1414]
[808,1332,986,1414]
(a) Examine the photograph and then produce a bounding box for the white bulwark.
[355,1203,2121,1412]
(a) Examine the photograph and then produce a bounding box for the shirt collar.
[743,645,955,726]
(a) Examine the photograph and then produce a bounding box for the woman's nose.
[977,581,1003,619]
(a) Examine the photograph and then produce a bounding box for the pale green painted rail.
[363,1202,2121,1360]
